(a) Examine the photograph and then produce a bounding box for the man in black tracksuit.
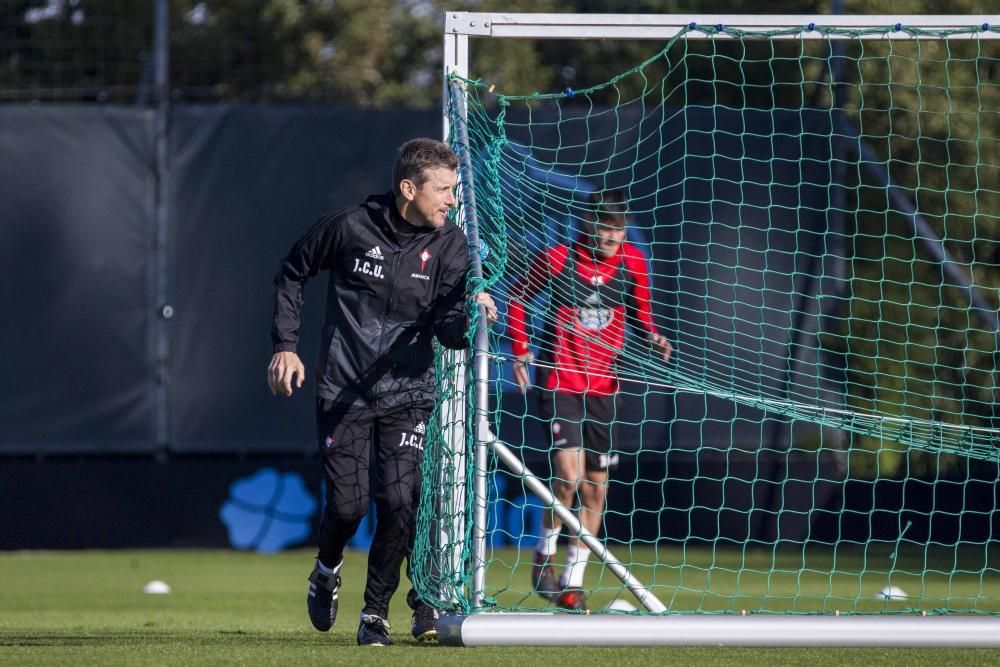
[267,138,496,646]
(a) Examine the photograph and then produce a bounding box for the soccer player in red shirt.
[507,190,673,611]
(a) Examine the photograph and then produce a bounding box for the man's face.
[402,167,458,229]
[587,214,627,258]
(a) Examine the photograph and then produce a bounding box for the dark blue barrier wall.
[0,454,995,550]
[0,107,155,454]
[9,104,979,553]
[1,103,844,456]
[0,105,440,456]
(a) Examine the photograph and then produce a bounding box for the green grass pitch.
[1,548,998,666]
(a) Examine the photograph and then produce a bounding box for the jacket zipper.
[373,246,404,408]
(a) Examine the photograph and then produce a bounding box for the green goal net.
[414,19,1000,617]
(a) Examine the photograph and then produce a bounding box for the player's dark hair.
[393,138,459,196]
[587,189,628,226]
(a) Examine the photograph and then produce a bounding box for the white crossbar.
[445,12,999,40]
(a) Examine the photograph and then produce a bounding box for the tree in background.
[0,0,152,102]
[2,0,993,107]
[0,0,561,106]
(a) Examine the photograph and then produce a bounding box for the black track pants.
[314,399,429,619]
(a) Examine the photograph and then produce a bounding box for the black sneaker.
[554,588,588,612]
[357,613,393,646]
[306,561,341,632]
[411,601,439,642]
[532,552,559,600]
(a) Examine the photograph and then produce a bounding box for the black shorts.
[536,389,620,472]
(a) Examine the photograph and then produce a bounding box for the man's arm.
[622,246,673,363]
[508,245,569,392]
[268,212,342,396]
[431,235,498,350]
[431,234,472,350]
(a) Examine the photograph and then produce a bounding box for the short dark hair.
[587,189,628,226]
[393,138,459,196]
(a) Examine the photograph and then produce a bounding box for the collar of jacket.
[366,192,435,243]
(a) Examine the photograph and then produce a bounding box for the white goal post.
[437,11,1000,648]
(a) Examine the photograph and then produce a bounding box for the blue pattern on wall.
[219,468,317,553]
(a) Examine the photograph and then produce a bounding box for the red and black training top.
[508,240,658,396]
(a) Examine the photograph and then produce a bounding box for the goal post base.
[438,613,1000,647]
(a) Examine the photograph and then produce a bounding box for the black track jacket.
[272,192,470,409]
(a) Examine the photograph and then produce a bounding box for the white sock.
[316,557,343,575]
[536,526,560,557]
[560,544,590,588]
